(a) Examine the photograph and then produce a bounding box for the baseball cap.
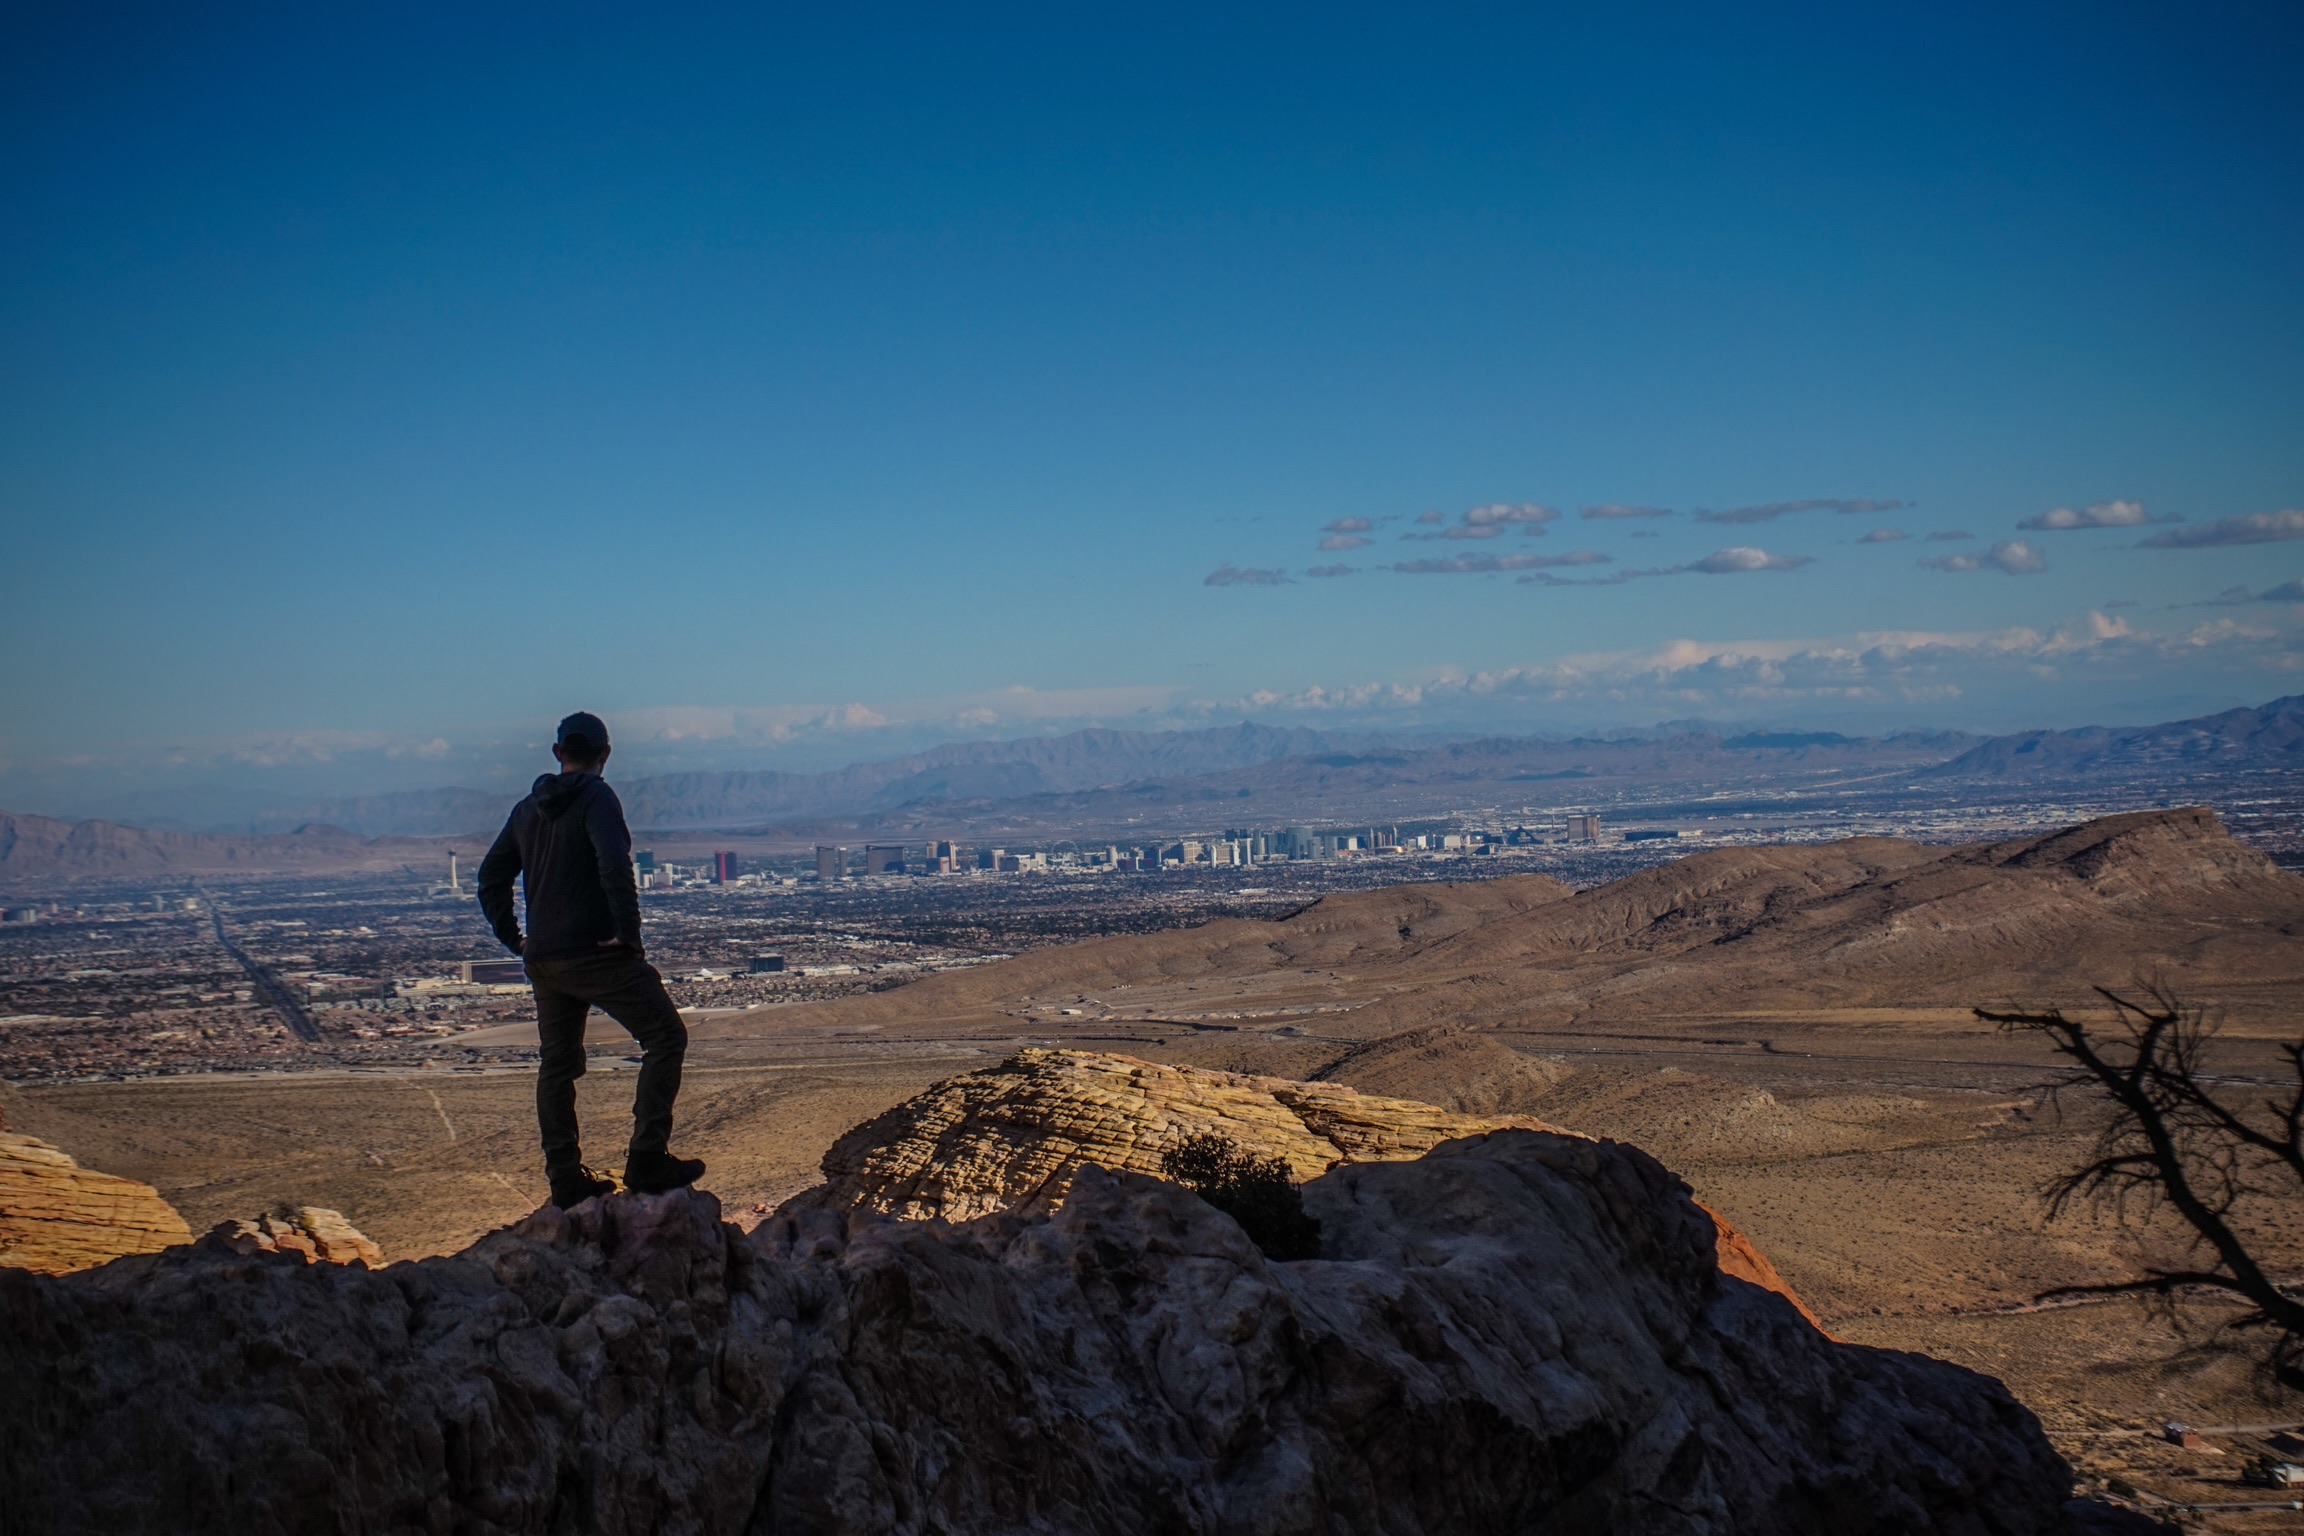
[556,711,611,752]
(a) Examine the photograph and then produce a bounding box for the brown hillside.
[696,807,2304,1050]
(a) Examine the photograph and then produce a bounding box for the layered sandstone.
[791,1048,1828,1329]
[0,1131,192,1274]
[0,1132,2119,1533]
[208,1206,383,1267]
[796,1047,1575,1221]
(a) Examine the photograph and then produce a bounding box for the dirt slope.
[696,807,2304,1047]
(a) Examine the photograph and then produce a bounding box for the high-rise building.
[712,851,739,883]
[863,844,906,876]
[1567,814,1601,843]
[814,845,846,881]
[634,850,657,874]
[977,847,1003,871]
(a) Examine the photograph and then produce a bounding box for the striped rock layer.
[0,1131,192,1275]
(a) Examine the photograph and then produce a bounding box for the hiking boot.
[549,1164,618,1209]
[624,1149,706,1194]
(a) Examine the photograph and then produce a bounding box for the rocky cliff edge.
[0,1128,2118,1534]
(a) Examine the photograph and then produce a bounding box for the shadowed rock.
[0,1130,2110,1533]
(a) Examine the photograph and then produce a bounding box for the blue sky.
[3,3,2300,814]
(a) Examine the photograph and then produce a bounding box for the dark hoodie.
[476,772,645,961]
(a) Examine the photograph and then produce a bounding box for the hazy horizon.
[6,687,2294,833]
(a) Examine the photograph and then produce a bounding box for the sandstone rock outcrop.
[207,1205,383,1267]
[792,1048,1828,1328]
[796,1047,1575,1221]
[0,1131,192,1274]
[0,1130,2113,1533]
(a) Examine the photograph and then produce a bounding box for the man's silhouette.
[478,712,704,1207]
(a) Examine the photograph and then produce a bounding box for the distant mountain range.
[232,724,1428,837]
[0,813,447,888]
[615,694,2289,833]
[1,697,2295,886]
[1918,695,2304,779]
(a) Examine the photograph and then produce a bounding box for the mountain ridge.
[695,806,2304,1048]
[5,696,2298,880]
[0,811,445,886]
[235,695,2296,838]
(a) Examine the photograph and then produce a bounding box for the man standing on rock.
[478,712,704,1208]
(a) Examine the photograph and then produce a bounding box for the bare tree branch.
[1978,987,2304,1385]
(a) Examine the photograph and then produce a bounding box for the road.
[197,889,323,1044]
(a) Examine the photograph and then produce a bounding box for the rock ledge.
[0,1128,2107,1534]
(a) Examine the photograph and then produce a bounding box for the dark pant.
[524,950,688,1175]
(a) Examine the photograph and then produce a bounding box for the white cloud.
[1692,498,1904,525]
[1204,563,1293,587]
[617,685,1185,747]
[2200,578,2304,605]
[1581,504,1673,520]
[2140,509,2304,549]
[1306,563,1357,578]
[1691,547,1813,573]
[1317,534,1372,550]
[1516,548,1810,583]
[1322,517,1374,533]
[1925,530,1973,542]
[1204,613,2300,719]
[2020,498,2157,530]
[1921,539,2046,575]
[1463,503,1560,527]
[1405,502,1562,540]
[1393,552,1613,575]
[1857,528,1907,544]
[1414,509,1446,524]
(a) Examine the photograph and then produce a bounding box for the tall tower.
[448,850,459,893]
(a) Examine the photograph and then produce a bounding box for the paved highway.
[197,889,323,1044]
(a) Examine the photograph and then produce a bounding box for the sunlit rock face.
[207,1205,383,1267]
[792,1047,1575,1220]
[789,1047,1829,1328]
[0,1130,2089,1534]
[0,1130,191,1274]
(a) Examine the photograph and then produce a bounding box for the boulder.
[0,1130,2100,1533]
[206,1205,383,1267]
[795,1047,1579,1221]
[793,1048,1826,1328]
[0,1131,191,1274]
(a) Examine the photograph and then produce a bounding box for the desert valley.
[6,796,2303,1527]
